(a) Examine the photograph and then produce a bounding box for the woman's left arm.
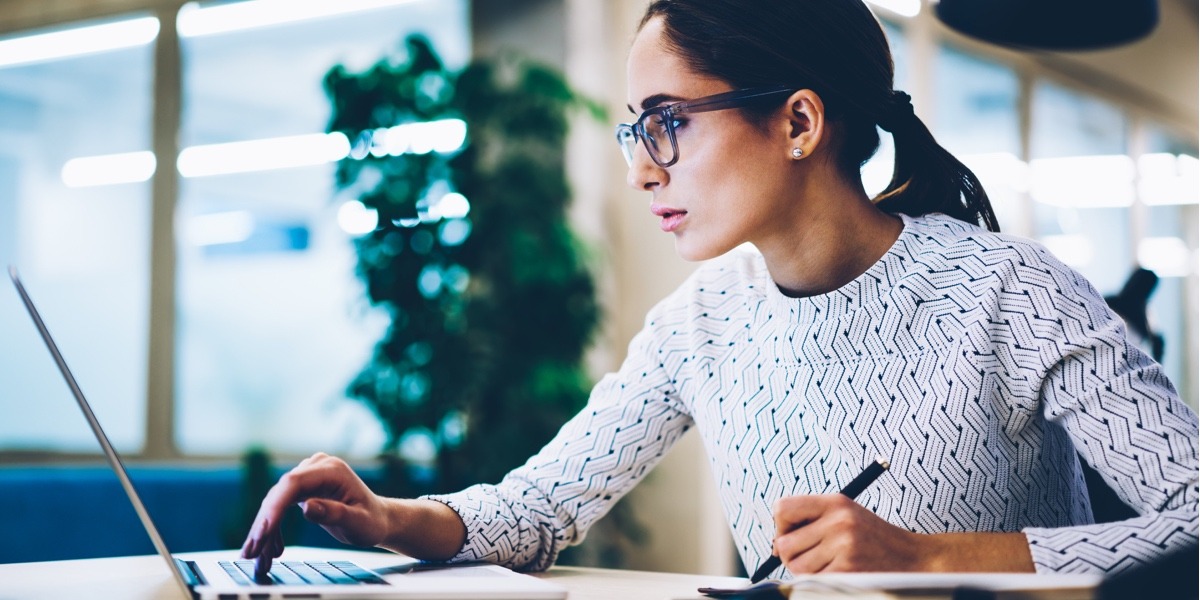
[1021,318,1199,574]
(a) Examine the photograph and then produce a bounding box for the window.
[175,0,470,456]
[862,19,907,197]
[0,15,155,453]
[1029,81,1132,295]
[1138,126,1198,406]
[0,0,470,458]
[933,45,1022,233]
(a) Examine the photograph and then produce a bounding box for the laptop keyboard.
[220,560,387,586]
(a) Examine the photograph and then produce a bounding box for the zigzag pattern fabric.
[426,213,1198,575]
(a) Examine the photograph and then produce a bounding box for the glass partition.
[175,0,470,456]
[1029,81,1131,295]
[1139,126,1198,407]
[0,16,155,453]
[933,45,1022,233]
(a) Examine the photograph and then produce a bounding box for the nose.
[625,144,666,192]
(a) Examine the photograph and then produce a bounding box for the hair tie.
[878,90,914,133]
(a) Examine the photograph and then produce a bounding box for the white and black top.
[427,213,1199,575]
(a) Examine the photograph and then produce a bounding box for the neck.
[755,181,903,299]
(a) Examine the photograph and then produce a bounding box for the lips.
[650,203,687,233]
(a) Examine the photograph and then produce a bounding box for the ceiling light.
[177,0,421,38]
[61,151,157,187]
[0,16,159,69]
[1030,155,1135,208]
[177,132,350,178]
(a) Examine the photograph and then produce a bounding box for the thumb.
[300,498,341,524]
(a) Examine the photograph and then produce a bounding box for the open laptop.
[8,266,567,600]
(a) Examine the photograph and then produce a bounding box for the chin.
[673,236,733,262]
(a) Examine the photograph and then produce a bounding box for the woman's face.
[625,17,800,262]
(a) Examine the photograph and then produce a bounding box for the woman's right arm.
[240,452,468,575]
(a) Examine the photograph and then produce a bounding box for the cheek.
[679,130,770,187]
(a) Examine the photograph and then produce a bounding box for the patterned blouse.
[427,213,1199,576]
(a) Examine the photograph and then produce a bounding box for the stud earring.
[791,147,804,159]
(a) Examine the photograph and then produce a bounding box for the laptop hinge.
[175,558,208,589]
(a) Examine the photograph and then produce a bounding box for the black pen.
[748,456,890,583]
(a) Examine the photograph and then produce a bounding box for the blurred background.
[0,0,1195,576]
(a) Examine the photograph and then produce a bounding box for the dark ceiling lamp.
[933,0,1160,51]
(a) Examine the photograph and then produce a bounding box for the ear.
[781,89,825,158]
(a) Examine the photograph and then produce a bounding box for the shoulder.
[646,248,767,324]
[902,213,1089,291]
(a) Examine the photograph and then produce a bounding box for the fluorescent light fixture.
[1137,237,1192,278]
[1138,153,1200,206]
[62,151,156,187]
[358,119,468,158]
[866,0,921,18]
[1030,155,1135,208]
[178,0,420,38]
[177,132,350,177]
[64,119,465,186]
[0,17,159,69]
[337,200,379,236]
[185,210,255,246]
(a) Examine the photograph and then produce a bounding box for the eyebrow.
[627,93,687,114]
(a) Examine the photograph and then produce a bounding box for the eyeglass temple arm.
[674,86,795,115]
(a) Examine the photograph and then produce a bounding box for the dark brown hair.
[640,0,1000,232]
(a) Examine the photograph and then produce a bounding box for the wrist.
[380,498,467,561]
[921,532,1035,572]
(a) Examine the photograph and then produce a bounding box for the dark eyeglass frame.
[615,85,795,168]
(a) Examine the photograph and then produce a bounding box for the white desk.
[0,547,1106,600]
[0,546,745,600]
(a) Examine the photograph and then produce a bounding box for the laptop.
[8,266,567,600]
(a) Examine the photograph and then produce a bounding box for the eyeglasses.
[615,85,794,168]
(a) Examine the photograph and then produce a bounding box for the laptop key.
[308,562,358,585]
[269,565,307,586]
[329,561,386,584]
[221,561,253,586]
[234,560,277,585]
[280,561,331,584]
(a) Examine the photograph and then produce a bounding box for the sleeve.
[1020,262,1199,574]
[420,298,696,572]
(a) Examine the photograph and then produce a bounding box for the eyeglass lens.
[641,113,673,166]
[616,111,676,167]
[617,126,638,166]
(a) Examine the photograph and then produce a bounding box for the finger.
[785,541,836,575]
[251,465,338,544]
[254,553,273,581]
[775,517,838,575]
[300,498,338,525]
[772,494,839,538]
[297,452,329,469]
[773,521,822,565]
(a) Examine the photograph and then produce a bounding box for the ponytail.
[873,91,1000,232]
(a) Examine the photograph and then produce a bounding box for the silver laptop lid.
[8,265,194,599]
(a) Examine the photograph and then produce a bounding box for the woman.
[242,0,1198,577]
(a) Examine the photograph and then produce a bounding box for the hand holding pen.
[750,457,890,582]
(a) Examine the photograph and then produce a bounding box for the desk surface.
[0,547,1104,600]
[0,547,745,600]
